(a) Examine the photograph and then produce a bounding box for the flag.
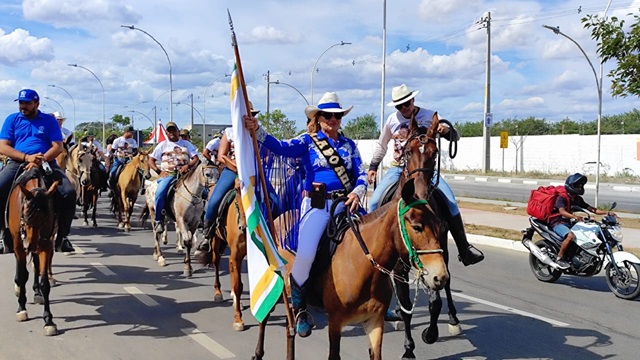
[230,63,286,322]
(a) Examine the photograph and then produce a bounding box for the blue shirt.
[0,111,62,155]
[256,128,367,200]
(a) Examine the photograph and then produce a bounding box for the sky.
[0,0,638,133]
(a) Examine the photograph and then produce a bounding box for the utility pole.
[265,70,270,122]
[479,12,492,172]
[190,93,194,132]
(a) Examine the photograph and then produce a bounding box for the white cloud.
[240,26,301,44]
[497,97,545,110]
[0,28,53,65]
[23,0,141,29]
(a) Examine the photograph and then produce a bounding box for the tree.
[583,12,640,97]
[111,114,132,130]
[257,110,298,139]
[342,113,380,139]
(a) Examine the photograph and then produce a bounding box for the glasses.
[395,100,412,110]
[318,111,344,120]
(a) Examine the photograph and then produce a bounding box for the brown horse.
[7,166,59,336]
[252,116,447,360]
[111,151,151,231]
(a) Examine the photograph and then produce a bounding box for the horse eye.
[411,225,422,232]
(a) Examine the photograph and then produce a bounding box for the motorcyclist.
[550,173,615,269]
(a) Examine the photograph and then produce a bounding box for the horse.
[250,117,448,360]
[142,161,211,276]
[110,151,151,231]
[7,166,59,336]
[76,147,103,227]
[54,133,74,172]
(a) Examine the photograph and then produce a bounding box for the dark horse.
[7,166,59,336]
[252,117,448,360]
[76,145,103,227]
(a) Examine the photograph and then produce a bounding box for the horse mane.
[358,199,396,226]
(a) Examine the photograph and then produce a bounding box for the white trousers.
[291,197,345,285]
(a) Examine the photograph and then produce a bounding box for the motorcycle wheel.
[529,240,561,283]
[605,261,640,300]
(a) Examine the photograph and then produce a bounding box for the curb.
[442,173,637,191]
[449,234,528,253]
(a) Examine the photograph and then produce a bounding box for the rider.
[54,112,75,146]
[148,122,199,233]
[203,129,223,164]
[245,92,366,338]
[179,128,192,142]
[108,126,138,197]
[202,102,260,239]
[550,173,615,269]
[367,84,484,266]
[0,89,76,254]
[80,133,109,192]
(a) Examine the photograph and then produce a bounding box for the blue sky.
[0,0,638,132]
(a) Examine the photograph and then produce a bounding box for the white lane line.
[550,181,564,186]
[91,262,115,276]
[497,178,511,183]
[523,180,538,185]
[454,176,466,180]
[124,286,160,307]
[74,246,85,254]
[452,292,570,327]
[182,328,235,359]
[613,186,632,192]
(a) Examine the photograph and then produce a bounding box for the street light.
[203,73,231,146]
[68,63,105,147]
[128,110,155,146]
[43,96,65,115]
[542,25,603,205]
[270,80,310,105]
[48,84,76,131]
[310,41,351,103]
[121,25,173,122]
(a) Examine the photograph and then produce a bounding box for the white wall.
[355,134,640,176]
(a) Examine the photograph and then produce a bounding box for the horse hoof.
[44,325,58,336]
[448,324,462,336]
[16,310,28,322]
[50,278,58,287]
[162,239,168,245]
[158,257,166,267]
[233,322,245,332]
[83,221,89,226]
[118,223,124,228]
[213,293,224,303]
[124,227,131,232]
[177,248,184,255]
[401,350,416,360]
[93,222,98,228]
[183,269,192,278]
[34,295,44,305]
[421,327,439,344]
[392,321,405,331]
[153,254,159,261]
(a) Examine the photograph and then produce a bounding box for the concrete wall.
[354,134,640,176]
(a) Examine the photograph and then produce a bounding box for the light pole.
[270,80,310,105]
[43,96,65,115]
[310,41,351,104]
[129,110,154,146]
[203,74,231,146]
[68,63,105,147]
[121,25,173,122]
[48,84,76,131]
[543,25,603,205]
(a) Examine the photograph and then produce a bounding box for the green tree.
[583,12,640,97]
[454,120,483,137]
[342,113,380,139]
[257,110,298,139]
[111,114,132,130]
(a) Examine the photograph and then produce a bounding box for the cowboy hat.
[52,111,66,120]
[304,92,353,119]
[387,84,419,106]
[180,128,190,136]
[248,101,260,116]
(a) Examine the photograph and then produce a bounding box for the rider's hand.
[158,171,169,178]
[574,216,585,222]
[24,162,39,170]
[244,114,258,131]
[26,153,44,165]
[367,170,377,184]
[344,193,360,213]
[437,124,450,135]
[179,165,189,174]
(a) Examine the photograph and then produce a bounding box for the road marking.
[74,246,85,254]
[523,180,538,185]
[182,328,235,358]
[91,262,115,276]
[498,178,511,183]
[632,187,640,192]
[475,177,488,182]
[452,292,570,327]
[454,176,466,180]
[550,181,564,186]
[613,186,632,192]
[124,286,160,307]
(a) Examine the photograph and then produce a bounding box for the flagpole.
[228,9,296,355]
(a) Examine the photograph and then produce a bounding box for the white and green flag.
[230,64,286,322]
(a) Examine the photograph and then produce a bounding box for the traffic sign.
[500,131,508,148]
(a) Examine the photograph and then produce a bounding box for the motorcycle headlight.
[607,225,623,243]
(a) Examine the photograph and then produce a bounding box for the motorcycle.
[522,202,640,300]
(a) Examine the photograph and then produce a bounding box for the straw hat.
[387,84,419,106]
[304,92,353,119]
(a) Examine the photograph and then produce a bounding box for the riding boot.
[54,236,75,253]
[449,214,484,266]
[0,228,13,254]
[202,219,215,240]
[107,176,116,198]
[290,274,312,337]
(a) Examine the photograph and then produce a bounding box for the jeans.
[552,223,572,239]
[155,175,176,221]
[109,157,124,179]
[0,161,76,238]
[204,168,237,221]
[368,166,460,216]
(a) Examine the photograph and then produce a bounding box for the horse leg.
[393,262,416,359]
[176,217,192,277]
[15,248,29,322]
[444,277,461,335]
[229,231,246,331]
[211,236,224,302]
[91,193,98,227]
[123,197,133,232]
[252,314,270,360]
[328,319,344,360]
[38,248,57,336]
[364,315,385,360]
[82,195,90,226]
[154,227,166,267]
[176,224,185,254]
[32,254,44,305]
[422,290,442,344]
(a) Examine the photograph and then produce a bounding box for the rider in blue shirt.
[0,89,77,254]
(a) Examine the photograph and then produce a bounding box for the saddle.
[212,188,243,241]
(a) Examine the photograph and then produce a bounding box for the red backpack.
[526,185,570,222]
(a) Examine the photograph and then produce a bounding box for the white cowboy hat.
[304,92,353,119]
[52,111,66,120]
[387,84,419,106]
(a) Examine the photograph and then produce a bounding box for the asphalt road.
[0,197,638,359]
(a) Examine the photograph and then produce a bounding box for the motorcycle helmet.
[564,173,587,195]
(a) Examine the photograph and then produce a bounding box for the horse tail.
[139,204,150,227]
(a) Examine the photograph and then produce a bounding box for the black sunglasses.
[318,111,344,120]
[395,100,412,110]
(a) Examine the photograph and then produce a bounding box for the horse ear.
[429,112,439,137]
[19,184,33,200]
[46,181,59,196]
[401,178,416,204]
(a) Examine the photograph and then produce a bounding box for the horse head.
[17,169,58,247]
[76,150,95,187]
[401,112,439,201]
[203,161,221,187]
[134,150,151,180]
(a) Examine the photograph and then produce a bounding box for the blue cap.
[15,89,40,102]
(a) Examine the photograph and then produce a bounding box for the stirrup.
[294,309,314,338]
